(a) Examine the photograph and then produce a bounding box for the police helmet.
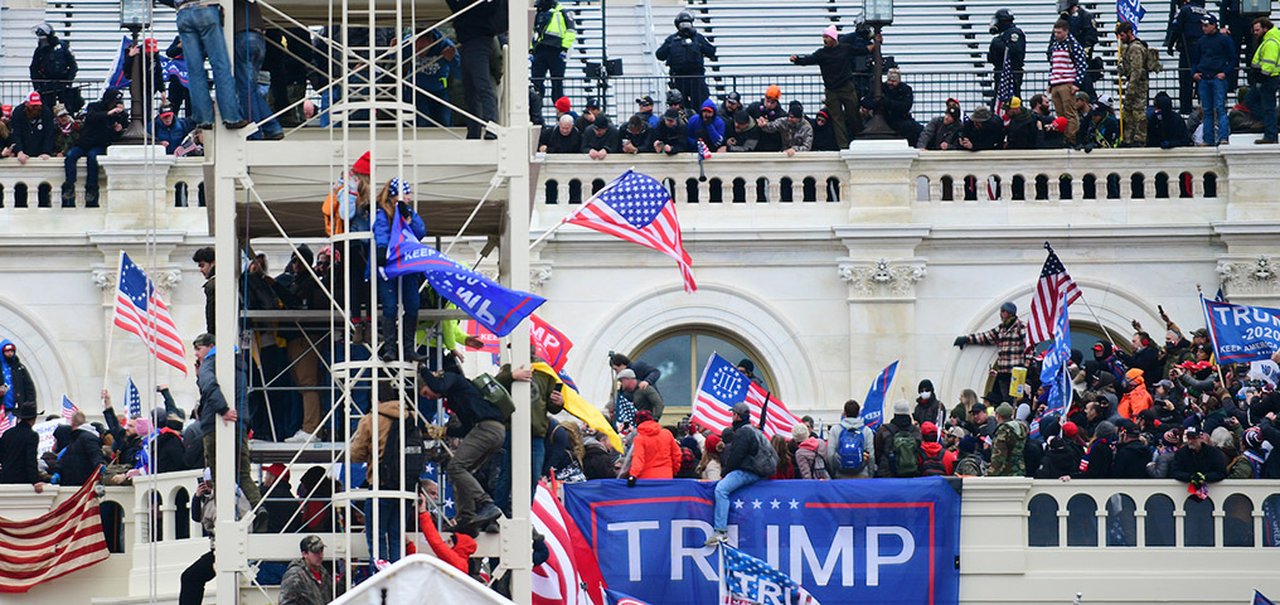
[993,8,1015,23]
[33,23,53,38]
[674,11,695,27]
[666,88,684,106]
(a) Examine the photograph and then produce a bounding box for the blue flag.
[606,589,652,605]
[1256,590,1276,605]
[385,210,545,337]
[1116,0,1146,32]
[105,35,191,89]
[125,376,142,419]
[1039,291,1072,415]
[862,360,898,431]
[1202,299,1280,364]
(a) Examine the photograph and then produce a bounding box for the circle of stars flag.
[113,252,188,375]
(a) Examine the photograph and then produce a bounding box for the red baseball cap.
[26,92,41,106]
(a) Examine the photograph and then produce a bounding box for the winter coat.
[278,558,335,605]
[990,419,1028,476]
[9,104,55,156]
[1077,436,1115,478]
[794,437,829,479]
[431,371,505,437]
[539,126,581,153]
[581,440,619,479]
[874,415,921,478]
[1170,444,1228,483]
[580,124,618,153]
[59,425,104,486]
[912,398,943,425]
[627,420,681,479]
[1147,445,1178,478]
[882,82,915,121]
[1004,110,1040,149]
[959,116,1005,150]
[1147,92,1192,148]
[726,124,761,152]
[1194,31,1237,77]
[350,401,403,465]
[1116,346,1162,387]
[1036,437,1084,478]
[155,427,187,473]
[75,91,127,150]
[1118,369,1153,420]
[196,349,233,436]
[1111,439,1154,478]
[153,117,193,154]
[686,100,727,149]
[917,115,960,150]
[0,422,41,484]
[0,340,36,410]
[793,39,859,89]
[619,124,652,152]
[722,420,762,475]
[656,30,716,75]
[955,452,986,477]
[760,116,813,152]
[650,118,688,153]
[827,416,876,477]
[417,511,476,573]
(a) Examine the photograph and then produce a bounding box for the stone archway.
[0,294,74,413]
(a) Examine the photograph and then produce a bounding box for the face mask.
[920,391,933,400]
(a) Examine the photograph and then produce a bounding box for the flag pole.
[1196,284,1230,389]
[102,251,123,392]
[717,542,726,605]
[528,167,634,251]
[1045,242,1118,351]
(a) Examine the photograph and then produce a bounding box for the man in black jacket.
[650,109,688,154]
[1170,426,1228,483]
[9,92,55,163]
[791,26,860,148]
[882,69,922,145]
[1,340,36,411]
[194,333,261,505]
[538,114,580,153]
[610,353,661,391]
[1111,420,1153,478]
[420,369,506,531]
[446,0,507,138]
[30,23,79,113]
[581,116,618,159]
[62,87,127,207]
[59,410,104,486]
[959,106,1006,150]
[656,11,716,108]
[618,116,652,154]
[707,403,769,546]
[0,403,44,491]
[192,247,216,335]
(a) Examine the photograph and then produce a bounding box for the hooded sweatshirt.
[627,419,681,479]
[1118,368,1153,420]
[827,416,876,477]
[794,436,828,479]
[0,339,36,410]
[686,99,726,149]
[417,511,477,573]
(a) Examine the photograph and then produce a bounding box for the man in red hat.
[9,91,54,163]
[152,104,193,154]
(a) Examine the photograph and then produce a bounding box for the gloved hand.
[375,246,389,266]
[425,424,447,440]
[953,336,968,349]
[627,476,637,488]
[397,201,412,220]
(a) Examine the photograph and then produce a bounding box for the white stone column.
[842,140,918,223]
[95,146,175,231]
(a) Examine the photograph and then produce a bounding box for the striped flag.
[692,352,801,439]
[696,139,713,160]
[0,411,13,436]
[125,377,142,419]
[113,252,188,375]
[531,479,606,605]
[563,170,696,292]
[1026,243,1081,346]
[720,544,822,605]
[993,49,1014,119]
[60,396,77,423]
[0,468,110,593]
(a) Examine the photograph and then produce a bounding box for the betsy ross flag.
[532,479,607,605]
[125,377,142,419]
[0,468,110,593]
[720,544,821,605]
[692,352,801,439]
[61,396,78,423]
[1027,243,1081,346]
[861,360,899,431]
[562,170,696,292]
[114,252,187,375]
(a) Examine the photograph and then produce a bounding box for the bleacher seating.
[44,0,179,82]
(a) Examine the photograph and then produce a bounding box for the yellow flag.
[532,362,623,452]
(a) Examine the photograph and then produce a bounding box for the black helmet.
[993,8,1015,23]
[674,10,694,27]
[666,88,684,105]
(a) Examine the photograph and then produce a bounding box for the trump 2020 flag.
[1039,289,1072,416]
[1117,0,1146,32]
[1201,298,1280,364]
[720,544,821,605]
[386,211,545,337]
[562,170,696,292]
[691,352,801,439]
[862,360,898,431]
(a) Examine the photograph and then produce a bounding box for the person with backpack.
[706,403,775,546]
[420,369,507,533]
[875,401,922,478]
[1116,21,1159,146]
[989,403,1028,476]
[954,436,987,477]
[918,422,949,476]
[827,399,876,478]
[792,424,830,480]
[350,382,422,571]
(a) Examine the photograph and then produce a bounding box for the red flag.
[530,314,573,372]
[0,469,109,593]
[532,479,606,605]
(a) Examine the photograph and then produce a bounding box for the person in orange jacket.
[625,410,682,484]
[412,495,477,574]
[1118,367,1153,420]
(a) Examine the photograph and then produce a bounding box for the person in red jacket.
[414,498,477,574]
[626,410,682,483]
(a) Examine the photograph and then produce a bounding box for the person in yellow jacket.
[414,303,484,372]
[1250,17,1280,144]
[530,0,576,111]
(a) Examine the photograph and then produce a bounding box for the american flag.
[696,139,713,160]
[125,377,142,419]
[61,396,78,423]
[113,252,187,375]
[692,352,801,439]
[720,544,821,605]
[0,468,110,593]
[993,50,1014,119]
[531,479,607,605]
[1027,243,1082,346]
[564,170,696,293]
[0,411,13,436]
[606,589,651,605]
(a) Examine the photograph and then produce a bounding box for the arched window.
[629,327,774,418]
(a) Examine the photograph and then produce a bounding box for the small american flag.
[993,50,1014,119]
[692,352,801,439]
[0,411,13,436]
[61,396,77,423]
[564,170,696,292]
[696,139,713,159]
[113,252,187,375]
[1027,243,1082,346]
[125,377,142,419]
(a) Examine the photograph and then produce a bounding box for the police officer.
[29,23,80,114]
[656,11,717,107]
[1165,0,1208,113]
[988,9,1026,102]
[530,0,576,109]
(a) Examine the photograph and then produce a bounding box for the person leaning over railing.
[619,115,653,155]
[581,116,618,160]
[8,92,54,164]
[917,100,962,150]
[757,103,812,157]
[538,114,580,154]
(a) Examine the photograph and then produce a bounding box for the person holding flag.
[371,177,427,362]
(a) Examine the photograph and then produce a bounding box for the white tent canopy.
[329,555,514,605]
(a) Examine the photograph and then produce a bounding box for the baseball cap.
[765,84,782,100]
[616,369,636,380]
[1201,13,1218,25]
[26,91,42,106]
[636,95,654,106]
[726,91,741,103]
[970,402,988,414]
[586,97,601,109]
[300,535,326,553]
[1184,426,1203,439]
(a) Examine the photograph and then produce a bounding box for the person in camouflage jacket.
[990,403,1028,476]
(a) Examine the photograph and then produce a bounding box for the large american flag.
[113,252,187,375]
[993,50,1014,119]
[692,352,801,439]
[1027,244,1081,346]
[0,468,110,593]
[564,170,696,292]
[531,480,606,605]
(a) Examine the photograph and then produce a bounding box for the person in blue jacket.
[1193,13,1237,145]
[409,29,460,127]
[152,105,193,154]
[686,99,726,152]
[371,177,427,361]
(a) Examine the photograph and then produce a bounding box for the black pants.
[179,551,215,605]
[987,372,1013,405]
[1177,51,1194,114]
[530,45,566,103]
[671,72,709,108]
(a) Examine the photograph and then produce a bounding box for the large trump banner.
[1203,299,1280,363]
[564,478,962,605]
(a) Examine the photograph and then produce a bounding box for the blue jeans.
[1259,76,1279,141]
[713,470,760,532]
[177,5,242,125]
[1197,76,1229,145]
[363,497,402,575]
[64,145,107,192]
[494,430,545,515]
[235,30,282,137]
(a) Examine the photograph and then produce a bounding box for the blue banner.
[1117,0,1146,32]
[1203,299,1280,364]
[106,35,190,90]
[563,478,961,605]
[862,360,898,431]
[385,210,544,337]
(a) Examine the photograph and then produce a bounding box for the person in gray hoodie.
[827,399,877,478]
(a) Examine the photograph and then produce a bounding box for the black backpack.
[376,413,425,490]
[920,448,947,476]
